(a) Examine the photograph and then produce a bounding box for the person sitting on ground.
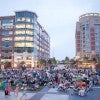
[78,86,86,96]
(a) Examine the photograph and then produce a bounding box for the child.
[14,84,19,96]
[5,88,9,97]
[7,84,12,95]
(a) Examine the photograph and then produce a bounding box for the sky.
[0,0,100,60]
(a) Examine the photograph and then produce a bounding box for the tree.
[20,61,25,65]
[70,59,76,65]
[83,57,89,63]
[65,56,69,64]
[51,57,57,65]
[47,59,52,65]
[92,58,97,63]
[61,60,65,64]
[37,59,46,67]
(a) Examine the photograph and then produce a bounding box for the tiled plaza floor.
[0,91,35,100]
[40,88,69,100]
[0,86,100,100]
[40,94,68,100]
[30,87,69,100]
[30,86,100,100]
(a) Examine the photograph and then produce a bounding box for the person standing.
[5,88,9,97]
[14,84,19,96]
[7,84,12,95]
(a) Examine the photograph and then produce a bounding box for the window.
[17,18,21,22]
[16,17,32,23]
[2,31,13,36]
[2,50,12,53]
[26,36,33,41]
[15,42,25,47]
[26,42,33,47]
[16,17,25,22]
[27,56,32,60]
[26,30,33,35]
[2,25,13,29]
[2,37,12,41]
[14,47,25,53]
[26,18,30,22]
[17,56,23,60]
[83,27,85,30]
[16,24,25,28]
[15,30,25,35]
[2,42,12,47]
[26,24,33,29]
[96,46,100,52]
[2,19,13,26]
[86,24,89,31]
[14,37,25,41]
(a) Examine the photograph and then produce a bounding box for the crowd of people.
[0,65,100,97]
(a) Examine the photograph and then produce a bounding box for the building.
[0,11,50,68]
[76,13,100,59]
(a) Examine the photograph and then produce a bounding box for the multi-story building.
[76,13,100,59]
[0,11,50,68]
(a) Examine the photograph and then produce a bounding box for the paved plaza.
[0,91,35,100]
[1,86,100,100]
[40,88,69,100]
[32,87,100,100]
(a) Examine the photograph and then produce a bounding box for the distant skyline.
[0,0,100,60]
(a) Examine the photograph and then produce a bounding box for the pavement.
[0,86,100,100]
[40,88,69,100]
[0,91,35,100]
[70,87,100,100]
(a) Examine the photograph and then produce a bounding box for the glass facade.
[14,11,35,53]
[0,11,50,68]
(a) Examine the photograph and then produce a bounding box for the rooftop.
[79,13,100,19]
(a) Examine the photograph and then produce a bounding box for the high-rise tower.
[76,13,100,59]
